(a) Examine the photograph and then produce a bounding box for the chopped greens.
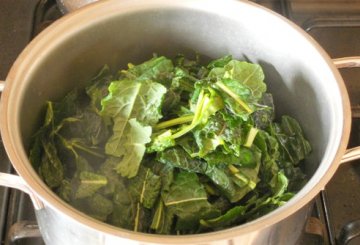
[29,54,311,234]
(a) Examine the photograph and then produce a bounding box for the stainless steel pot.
[0,0,360,244]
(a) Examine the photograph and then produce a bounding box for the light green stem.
[244,127,259,148]
[154,115,194,130]
[171,91,208,139]
[216,81,253,113]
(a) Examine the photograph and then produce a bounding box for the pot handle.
[0,173,44,210]
[333,57,360,164]
[0,80,44,210]
[341,147,360,164]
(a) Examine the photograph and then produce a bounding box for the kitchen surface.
[1,0,360,244]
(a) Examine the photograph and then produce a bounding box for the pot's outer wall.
[0,0,350,244]
[35,203,312,244]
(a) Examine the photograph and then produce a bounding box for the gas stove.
[0,1,360,244]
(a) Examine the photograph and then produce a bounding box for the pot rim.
[0,0,351,243]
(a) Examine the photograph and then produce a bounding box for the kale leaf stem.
[171,90,208,139]
[154,115,194,130]
[72,141,105,158]
[215,81,253,113]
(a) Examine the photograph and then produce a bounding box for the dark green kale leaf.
[86,193,114,221]
[52,89,84,125]
[200,179,291,231]
[57,179,72,202]
[160,66,198,116]
[58,108,109,146]
[251,93,275,129]
[267,116,311,191]
[157,146,260,203]
[127,166,161,209]
[163,171,220,233]
[29,101,56,171]
[157,146,238,202]
[273,115,311,165]
[74,171,107,199]
[133,204,152,233]
[111,180,135,230]
[163,171,208,206]
[111,169,156,232]
[200,205,247,229]
[253,130,280,192]
[157,147,207,173]
[273,170,289,198]
[207,55,233,69]
[150,200,175,234]
[243,191,294,222]
[31,87,106,189]
[226,164,261,203]
[121,56,174,83]
[202,147,258,168]
[85,65,113,113]
[38,139,64,188]
[174,53,209,79]
[171,67,197,92]
[29,136,44,171]
[203,165,237,201]
[109,166,162,232]
[97,157,123,196]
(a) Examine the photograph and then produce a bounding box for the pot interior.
[4,0,348,239]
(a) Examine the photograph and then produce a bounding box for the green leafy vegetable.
[150,200,174,234]
[113,118,152,178]
[29,54,311,235]
[38,139,64,188]
[75,171,107,199]
[157,147,207,173]
[200,205,247,229]
[111,181,135,230]
[86,193,114,221]
[163,171,220,233]
[101,79,166,177]
[127,166,161,209]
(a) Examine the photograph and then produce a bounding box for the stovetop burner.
[1,1,360,244]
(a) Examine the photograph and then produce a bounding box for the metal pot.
[0,0,359,244]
